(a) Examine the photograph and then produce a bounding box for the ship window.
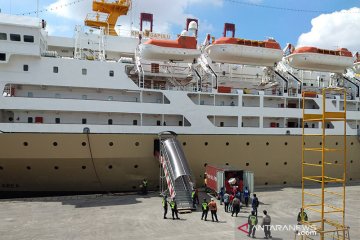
[0,53,5,61]
[55,93,61,98]
[220,122,224,127]
[28,92,33,97]
[28,117,33,123]
[24,35,34,43]
[133,120,138,125]
[108,96,113,101]
[108,119,113,125]
[55,118,60,124]
[82,95,87,100]
[157,120,161,126]
[82,118,87,124]
[53,66,58,73]
[23,64,29,71]
[10,34,21,41]
[0,33,7,40]
[82,68,87,75]
[178,121,183,126]
[109,70,114,77]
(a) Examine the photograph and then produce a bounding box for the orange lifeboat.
[139,36,201,62]
[285,46,353,73]
[205,37,283,66]
[354,52,360,74]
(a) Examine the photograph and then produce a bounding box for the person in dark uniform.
[170,198,180,220]
[162,195,168,219]
[244,186,250,207]
[252,194,259,216]
[201,198,209,221]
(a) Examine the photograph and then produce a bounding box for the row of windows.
[0,33,34,43]
[20,64,115,77]
[22,117,183,126]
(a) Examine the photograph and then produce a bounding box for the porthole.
[109,142,114,146]
[225,163,229,166]
[319,161,322,164]
[132,186,136,189]
[26,166,31,170]
[134,165,138,169]
[351,142,354,145]
[82,166,86,170]
[204,142,208,146]
[265,162,269,166]
[335,142,338,145]
[303,142,306,146]
[54,166,59,170]
[246,162,249,166]
[284,142,288,146]
[183,142,187,146]
[283,181,287,184]
[23,142,28,146]
[319,142,322,146]
[8,117,13,122]
[266,142,269,146]
[284,162,287,165]
[246,142,250,146]
[335,161,338,164]
[226,142,229,146]
[135,142,140,146]
[53,142,58,146]
[264,182,268,185]
[204,163,208,167]
[0,166,3,170]
[82,142,86,146]
[349,178,352,181]
[350,160,353,164]
[108,165,113,169]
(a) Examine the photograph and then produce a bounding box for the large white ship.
[0,0,359,192]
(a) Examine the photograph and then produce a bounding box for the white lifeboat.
[353,52,360,74]
[285,47,354,73]
[139,36,201,62]
[205,37,283,66]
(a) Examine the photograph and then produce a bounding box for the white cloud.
[46,0,223,35]
[0,13,41,27]
[297,7,360,52]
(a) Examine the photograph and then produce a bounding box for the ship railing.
[93,0,131,7]
[85,12,109,23]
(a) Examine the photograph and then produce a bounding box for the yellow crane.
[84,0,131,36]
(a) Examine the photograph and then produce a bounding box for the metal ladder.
[158,131,194,210]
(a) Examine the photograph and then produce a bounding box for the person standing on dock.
[223,191,230,212]
[219,187,225,205]
[162,195,168,219]
[201,198,209,221]
[142,179,148,195]
[244,187,250,207]
[170,198,180,220]
[252,194,259,216]
[248,211,258,238]
[231,195,241,217]
[297,208,308,224]
[208,198,219,222]
[262,210,272,239]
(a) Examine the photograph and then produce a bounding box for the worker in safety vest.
[201,198,209,221]
[297,208,308,224]
[142,179,148,195]
[162,195,168,219]
[248,210,258,238]
[191,189,197,209]
[170,198,180,220]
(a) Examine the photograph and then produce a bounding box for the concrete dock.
[0,185,359,240]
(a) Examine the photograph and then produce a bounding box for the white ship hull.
[139,44,201,62]
[0,133,358,191]
[205,44,283,66]
[286,53,354,73]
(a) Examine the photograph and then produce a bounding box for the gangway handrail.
[286,71,302,93]
[342,76,359,98]
[274,70,288,93]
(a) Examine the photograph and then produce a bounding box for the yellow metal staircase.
[299,88,350,240]
[84,0,131,36]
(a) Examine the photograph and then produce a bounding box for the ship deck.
[0,184,359,239]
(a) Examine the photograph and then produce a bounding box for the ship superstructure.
[0,0,359,191]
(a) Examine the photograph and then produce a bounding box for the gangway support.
[158,131,195,211]
[299,88,350,240]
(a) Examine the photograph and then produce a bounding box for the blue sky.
[1,0,360,51]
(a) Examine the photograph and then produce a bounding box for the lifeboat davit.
[139,36,201,62]
[353,52,360,74]
[285,47,353,73]
[205,37,283,66]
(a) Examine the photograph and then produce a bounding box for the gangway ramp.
[158,131,194,211]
